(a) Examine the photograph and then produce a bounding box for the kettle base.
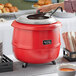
[22,61,56,68]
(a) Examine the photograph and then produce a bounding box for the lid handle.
[50,6,63,17]
[37,10,46,17]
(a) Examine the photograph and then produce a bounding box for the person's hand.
[37,4,54,13]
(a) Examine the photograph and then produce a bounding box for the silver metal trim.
[16,15,57,24]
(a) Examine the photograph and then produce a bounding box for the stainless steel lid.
[16,7,63,25]
[16,14,57,24]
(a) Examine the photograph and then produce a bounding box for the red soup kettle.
[12,7,62,67]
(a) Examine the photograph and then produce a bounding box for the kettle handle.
[50,6,63,17]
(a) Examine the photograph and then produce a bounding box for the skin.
[37,2,64,13]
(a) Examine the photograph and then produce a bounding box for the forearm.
[53,2,64,9]
[49,2,64,10]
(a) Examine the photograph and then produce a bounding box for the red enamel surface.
[12,20,61,64]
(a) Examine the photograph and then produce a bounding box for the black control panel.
[43,40,52,45]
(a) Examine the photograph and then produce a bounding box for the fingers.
[37,7,50,13]
[39,9,45,12]
[37,7,44,13]
[36,4,52,13]
[40,9,49,12]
